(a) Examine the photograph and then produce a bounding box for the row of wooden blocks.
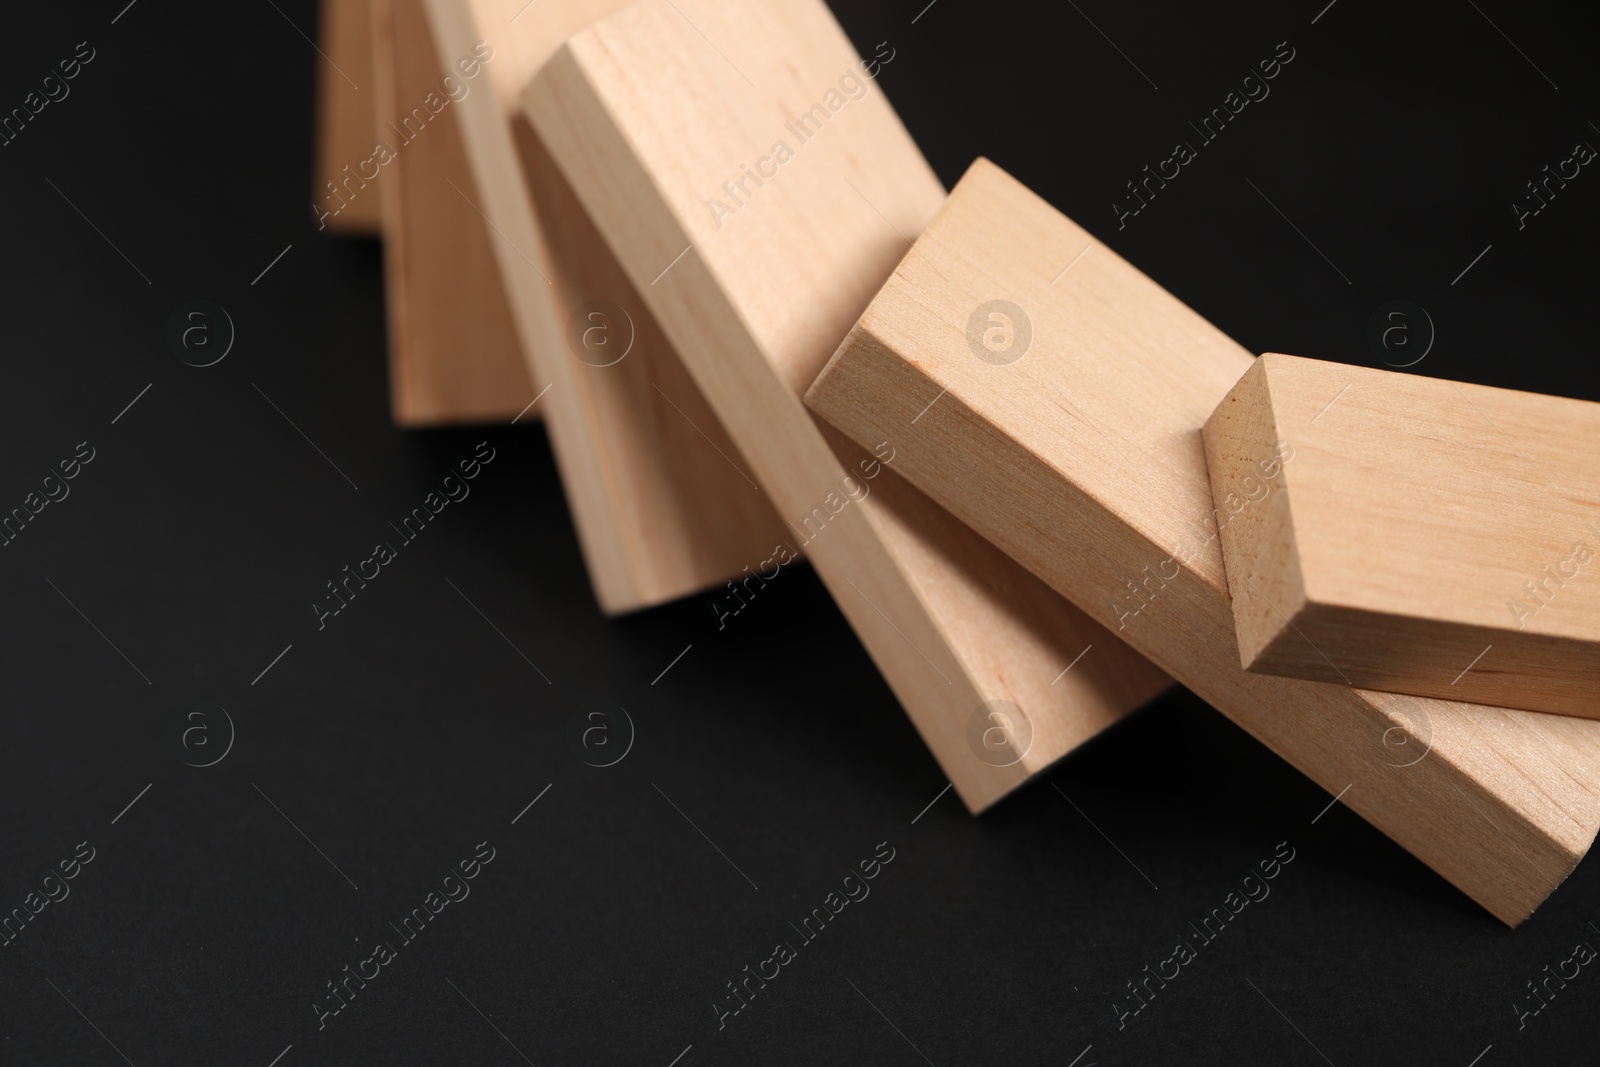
[314,0,1600,926]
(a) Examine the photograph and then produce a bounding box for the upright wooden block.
[804,157,1600,924]
[314,0,384,235]
[376,0,789,613]
[524,0,1172,812]
[1204,353,1600,717]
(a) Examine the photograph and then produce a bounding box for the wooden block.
[804,157,1600,924]
[373,0,532,426]
[1204,353,1600,717]
[314,0,384,234]
[523,0,1172,811]
[376,0,789,613]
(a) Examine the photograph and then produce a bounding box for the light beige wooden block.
[804,157,1600,924]
[1204,353,1600,717]
[373,0,533,426]
[376,0,788,613]
[523,0,1171,812]
[314,0,384,235]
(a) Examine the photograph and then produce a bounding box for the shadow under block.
[379,0,787,613]
[1203,353,1600,718]
[523,0,1172,812]
[803,157,1600,924]
[315,0,384,234]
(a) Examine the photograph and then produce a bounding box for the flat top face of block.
[839,157,1253,589]
[546,0,943,392]
[1249,353,1600,638]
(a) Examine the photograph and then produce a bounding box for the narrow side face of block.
[805,156,1600,924]
[376,0,534,427]
[524,0,1172,811]
[1201,358,1312,675]
[1210,353,1600,716]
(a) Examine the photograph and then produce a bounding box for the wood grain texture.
[380,0,785,612]
[1204,353,1600,717]
[523,0,1171,812]
[804,157,1600,924]
[315,0,384,234]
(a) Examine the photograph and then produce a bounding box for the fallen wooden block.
[1204,353,1600,717]
[375,0,788,613]
[314,0,384,235]
[523,0,1171,811]
[804,157,1600,924]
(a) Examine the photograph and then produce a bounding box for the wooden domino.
[1204,353,1600,717]
[523,0,1172,811]
[373,0,532,425]
[375,0,789,613]
[804,157,1600,923]
[314,0,384,235]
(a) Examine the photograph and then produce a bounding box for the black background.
[2,1,1597,1064]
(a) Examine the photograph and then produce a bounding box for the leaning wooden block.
[804,157,1600,924]
[1204,353,1600,717]
[524,0,1171,811]
[376,0,788,613]
[314,0,384,235]
[373,0,532,425]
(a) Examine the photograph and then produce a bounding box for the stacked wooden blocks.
[315,0,1600,926]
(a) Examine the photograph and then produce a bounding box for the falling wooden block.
[523,0,1171,811]
[1204,353,1600,718]
[374,0,789,613]
[314,0,384,235]
[804,157,1600,924]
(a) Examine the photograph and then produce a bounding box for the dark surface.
[2,1,1597,1064]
